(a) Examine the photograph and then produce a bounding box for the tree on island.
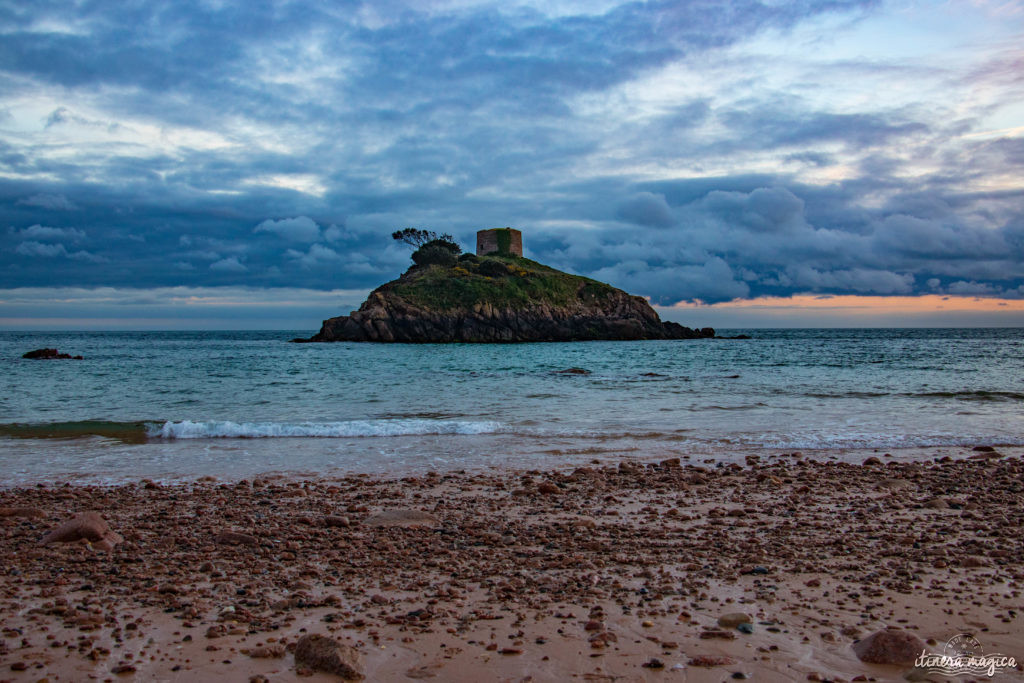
[392,228,461,266]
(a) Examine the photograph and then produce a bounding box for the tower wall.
[476,228,523,257]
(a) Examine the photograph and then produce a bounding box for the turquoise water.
[1,329,1022,483]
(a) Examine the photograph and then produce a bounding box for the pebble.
[213,530,258,546]
[294,634,364,680]
[717,612,753,628]
[851,627,926,665]
[688,655,735,667]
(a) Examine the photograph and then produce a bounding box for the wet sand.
[1,447,1022,682]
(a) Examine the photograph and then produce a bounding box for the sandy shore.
[2,448,1023,682]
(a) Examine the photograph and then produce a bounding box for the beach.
[2,448,1022,681]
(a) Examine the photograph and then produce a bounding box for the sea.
[1,329,1022,485]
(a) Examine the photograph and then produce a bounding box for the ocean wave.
[151,419,504,439]
[903,390,1024,402]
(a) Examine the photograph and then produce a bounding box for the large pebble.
[294,634,364,680]
[718,612,753,628]
[852,627,926,665]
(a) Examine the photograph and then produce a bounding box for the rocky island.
[296,228,713,343]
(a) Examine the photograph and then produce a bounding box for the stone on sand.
[323,515,351,528]
[294,634,364,679]
[851,627,926,665]
[0,507,45,518]
[364,509,440,528]
[214,530,259,546]
[717,612,753,628]
[40,511,122,550]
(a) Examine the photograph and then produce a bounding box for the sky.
[1,0,1022,329]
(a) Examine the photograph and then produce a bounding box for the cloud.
[615,192,675,228]
[14,240,105,262]
[285,243,342,268]
[209,256,247,272]
[14,224,85,241]
[15,240,66,258]
[1,0,1023,313]
[254,216,322,242]
[17,193,78,210]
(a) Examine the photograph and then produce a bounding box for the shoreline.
[1,452,1022,681]
[3,442,1023,489]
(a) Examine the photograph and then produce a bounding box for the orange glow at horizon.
[670,294,1024,314]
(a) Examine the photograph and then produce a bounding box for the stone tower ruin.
[476,228,523,257]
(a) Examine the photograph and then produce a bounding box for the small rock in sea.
[851,627,926,665]
[717,612,753,629]
[642,658,665,669]
[214,530,259,546]
[22,348,83,360]
[364,509,440,528]
[554,367,590,375]
[294,634,364,680]
[40,511,122,550]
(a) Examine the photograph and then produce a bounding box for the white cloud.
[14,240,105,262]
[254,216,322,242]
[286,243,343,269]
[209,256,247,272]
[16,194,79,210]
[15,241,67,258]
[15,224,86,241]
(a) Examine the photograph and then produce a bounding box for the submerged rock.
[22,348,83,360]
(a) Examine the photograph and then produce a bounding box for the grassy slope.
[387,255,618,312]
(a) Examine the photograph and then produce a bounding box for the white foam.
[151,419,503,439]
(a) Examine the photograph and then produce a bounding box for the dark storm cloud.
[2,0,1022,308]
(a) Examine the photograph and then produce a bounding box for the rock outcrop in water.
[22,348,83,360]
[295,254,713,343]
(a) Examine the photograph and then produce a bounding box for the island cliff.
[296,248,713,343]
